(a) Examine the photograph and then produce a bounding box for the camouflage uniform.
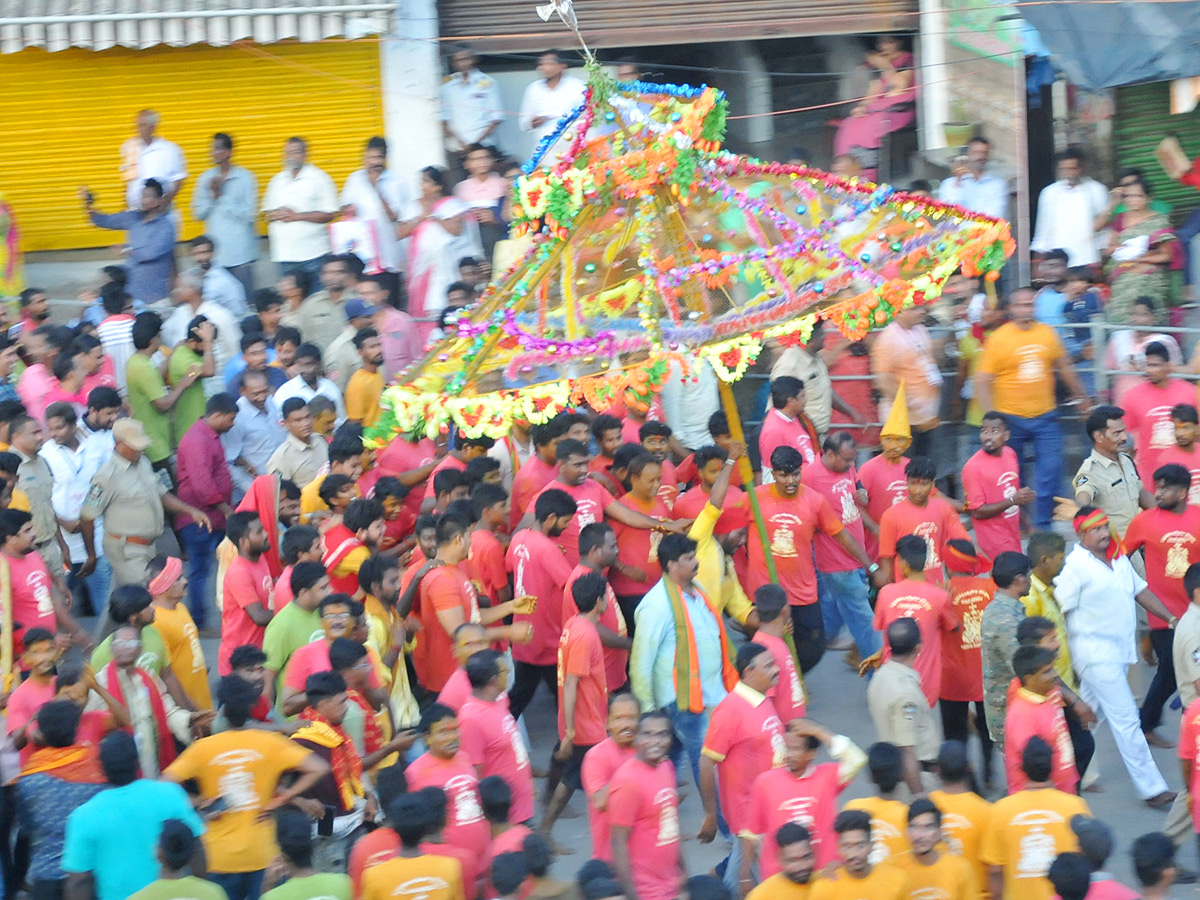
[980,591,1026,748]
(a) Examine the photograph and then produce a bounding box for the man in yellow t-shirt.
[843,742,911,865]
[163,675,329,895]
[888,798,978,900]
[810,809,909,900]
[929,741,993,899]
[747,823,817,899]
[298,437,363,524]
[362,792,465,900]
[1020,531,1076,690]
[148,555,213,710]
[980,736,1090,900]
[345,327,384,429]
[974,288,1090,529]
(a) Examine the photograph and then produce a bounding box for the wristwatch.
[868,562,880,574]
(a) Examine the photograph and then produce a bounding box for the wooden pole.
[717,379,777,584]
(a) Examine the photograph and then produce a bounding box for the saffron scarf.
[1074,508,1124,561]
[103,661,176,773]
[21,745,105,783]
[347,689,384,757]
[295,709,364,811]
[663,579,737,713]
[237,475,283,578]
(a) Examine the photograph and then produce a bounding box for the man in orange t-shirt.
[748,445,876,673]
[975,287,1090,528]
[877,456,969,585]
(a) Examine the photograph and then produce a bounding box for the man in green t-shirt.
[128,819,226,900]
[166,316,216,449]
[261,808,351,900]
[127,312,199,466]
[262,561,330,709]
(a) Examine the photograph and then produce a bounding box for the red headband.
[1073,509,1109,533]
[945,543,990,575]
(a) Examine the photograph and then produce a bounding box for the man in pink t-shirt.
[801,431,882,658]
[609,711,682,900]
[872,535,957,706]
[563,523,630,692]
[758,376,817,473]
[280,594,382,715]
[699,643,787,893]
[1122,342,1199,488]
[1007,645,1078,794]
[218,512,275,675]
[458,649,535,825]
[510,421,563,528]
[581,694,639,860]
[962,412,1033,558]
[751,586,807,724]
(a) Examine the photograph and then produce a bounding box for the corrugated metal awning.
[0,1,394,54]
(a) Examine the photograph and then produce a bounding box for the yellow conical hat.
[881,380,911,438]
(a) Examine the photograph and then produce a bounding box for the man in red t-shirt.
[505,488,577,721]
[962,412,1034,558]
[1123,342,1198,489]
[877,455,969,584]
[415,516,530,693]
[466,483,511,606]
[748,445,876,673]
[581,693,640,861]
[458,649,535,825]
[751,585,806,725]
[0,509,88,653]
[564,523,630,690]
[1159,404,1200,505]
[699,643,787,892]
[510,420,565,530]
[639,421,682,509]
[742,718,867,881]
[872,535,957,706]
[857,430,912,560]
[759,376,818,474]
[672,445,747,535]
[1125,464,1200,746]
[610,455,672,607]
[940,538,997,787]
[801,431,882,659]
[543,571,610,843]
[218,511,275,675]
[420,430,494,509]
[610,710,683,900]
[1007,644,1078,794]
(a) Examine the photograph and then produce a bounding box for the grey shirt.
[191,165,260,268]
[88,209,176,302]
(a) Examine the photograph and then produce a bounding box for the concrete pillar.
[715,41,774,148]
[919,0,950,151]
[381,0,445,184]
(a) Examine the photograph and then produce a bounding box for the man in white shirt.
[518,50,587,148]
[937,136,1008,220]
[442,47,505,152]
[1030,148,1110,266]
[261,137,340,279]
[274,343,347,426]
[340,136,406,277]
[1056,506,1176,807]
[125,109,187,212]
[659,359,718,450]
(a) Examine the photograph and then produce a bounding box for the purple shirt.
[376,307,423,380]
[175,419,232,530]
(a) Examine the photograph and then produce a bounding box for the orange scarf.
[294,709,364,811]
[21,745,105,783]
[664,579,738,713]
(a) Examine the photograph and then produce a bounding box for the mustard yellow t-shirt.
[809,863,908,900]
[888,850,978,900]
[362,854,465,900]
[980,788,1090,900]
[164,730,312,873]
[346,368,384,429]
[975,321,1064,419]
[747,873,812,900]
[688,502,752,625]
[843,796,911,865]
[153,602,213,710]
[929,789,993,900]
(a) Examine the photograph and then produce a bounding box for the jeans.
[68,557,113,639]
[180,524,224,629]
[209,870,266,900]
[789,603,827,674]
[939,698,995,784]
[816,569,882,659]
[1140,628,1177,733]
[666,705,710,790]
[1006,411,1062,527]
[1179,208,1200,285]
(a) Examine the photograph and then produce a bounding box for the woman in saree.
[1105,175,1178,325]
[398,165,482,342]
[833,35,916,182]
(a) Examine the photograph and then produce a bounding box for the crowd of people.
[2,41,1200,900]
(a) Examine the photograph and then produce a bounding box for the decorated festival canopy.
[367,56,1012,444]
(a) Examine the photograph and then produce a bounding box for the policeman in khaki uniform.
[1073,405,1151,538]
[867,618,941,793]
[79,418,212,588]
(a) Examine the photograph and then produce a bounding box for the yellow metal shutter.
[440,0,918,52]
[0,39,383,252]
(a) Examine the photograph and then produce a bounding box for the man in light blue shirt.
[186,235,247,319]
[62,732,206,900]
[938,136,1009,220]
[191,132,260,296]
[223,368,286,500]
[83,180,177,304]
[630,532,736,789]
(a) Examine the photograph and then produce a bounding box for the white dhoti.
[1076,659,1169,799]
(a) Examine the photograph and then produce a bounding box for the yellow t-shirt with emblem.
[888,849,978,900]
[842,796,911,865]
[979,788,1090,900]
[809,863,908,900]
[929,788,993,900]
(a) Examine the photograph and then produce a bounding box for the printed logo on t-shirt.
[1161,530,1197,578]
[512,542,532,597]
[1013,345,1046,383]
[867,817,902,864]
[576,498,601,529]
[210,748,268,812]
[912,523,941,571]
[1149,405,1177,449]
[886,480,907,505]
[768,514,802,558]
[29,570,52,617]
[940,812,970,855]
[763,715,786,767]
[1010,810,1069,878]
[831,477,860,524]
[655,789,680,846]
[998,470,1020,520]
[391,876,451,898]
[444,774,484,825]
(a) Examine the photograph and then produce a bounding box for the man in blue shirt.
[62,731,205,900]
[81,180,177,305]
